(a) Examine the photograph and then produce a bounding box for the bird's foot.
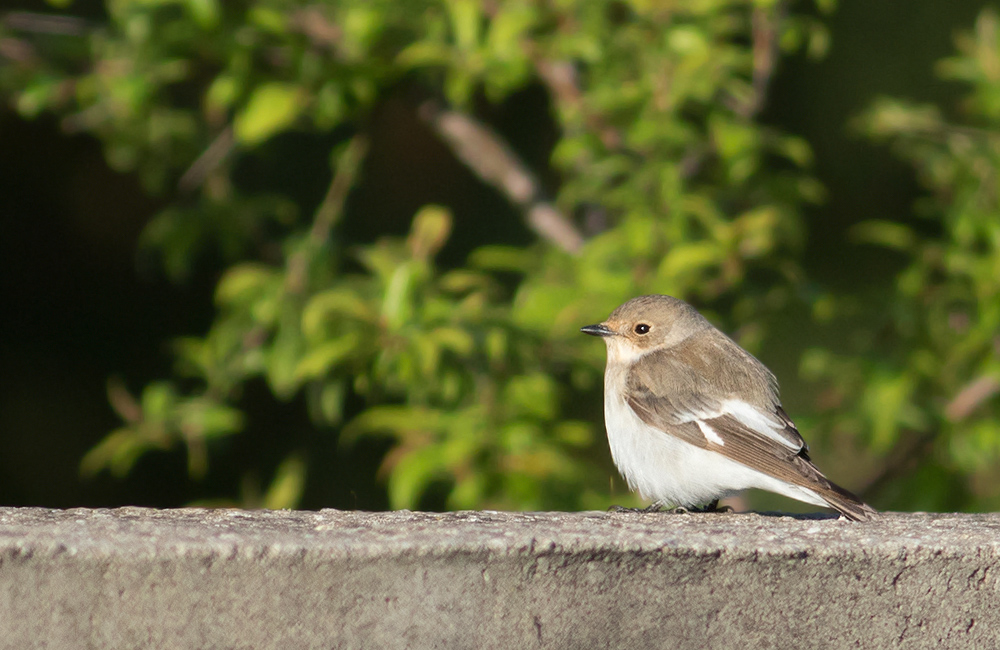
[660,500,736,515]
[608,503,668,513]
[643,505,700,515]
[609,500,734,514]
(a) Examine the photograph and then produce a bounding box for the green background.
[0,0,995,513]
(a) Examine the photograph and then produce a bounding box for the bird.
[581,294,877,521]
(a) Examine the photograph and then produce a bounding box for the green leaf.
[184,0,220,29]
[850,220,917,252]
[657,241,723,280]
[215,263,280,306]
[439,270,489,294]
[141,382,178,421]
[863,371,916,452]
[267,315,307,398]
[205,75,240,114]
[382,262,418,329]
[80,428,148,478]
[504,374,557,421]
[294,333,361,381]
[262,454,307,510]
[342,406,443,445]
[447,0,482,51]
[449,472,487,508]
[554,421,593,447]
[408,205,452,261]
[15,78,64,118]
[302,289,376,341]
[387,444,448,509]
[178,400,244,439]
[248,7,288,34]
[734,207,780,258]
[234,83,305,146]
[397,42,454,68]
[313,380,347,426]
[469,246,533,273]
[428,326,475,357]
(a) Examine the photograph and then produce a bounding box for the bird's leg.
[699,499,735,514]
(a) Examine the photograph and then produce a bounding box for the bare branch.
[535,59,622,150]
[309,135,368,243]
[107,377,143,425]
[286,135,368,295]
[945,375,1000,422]
[0,37,36,63]
[178,127,235,194]
[420,101,584,254]
[733,2,786,120]
[289,8,342,49]
[3,11,90,36]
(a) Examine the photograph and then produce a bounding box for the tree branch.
[419,101,584,254]
[945,375,1000,422]
[285,135,368,295]
[733,2,786,120]
[2,11,89,36]
[178,127,235,194]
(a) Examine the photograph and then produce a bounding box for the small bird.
[582,295,877,521]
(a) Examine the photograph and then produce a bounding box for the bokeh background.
[1,0,998,514]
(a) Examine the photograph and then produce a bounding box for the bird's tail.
[814,480,878,522]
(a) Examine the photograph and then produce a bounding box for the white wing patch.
[696,420,725,446]
[668,398,801,452]
[719,399,801,451]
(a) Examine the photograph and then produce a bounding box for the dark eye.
[634,323,650,335]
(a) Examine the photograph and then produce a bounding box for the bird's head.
[581,295,711,363]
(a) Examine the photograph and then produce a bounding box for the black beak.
[580,323,613,337]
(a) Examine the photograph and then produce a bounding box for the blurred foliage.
[3,0,999,513]
[812,8,1000,512]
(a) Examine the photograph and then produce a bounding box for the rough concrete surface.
[0,508,997,649]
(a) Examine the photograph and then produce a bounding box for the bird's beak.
[580,323,614,337]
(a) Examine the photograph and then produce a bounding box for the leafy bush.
[813,8,1000,512]
[4,1,999,513]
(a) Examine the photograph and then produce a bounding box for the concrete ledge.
[1,508,997,649]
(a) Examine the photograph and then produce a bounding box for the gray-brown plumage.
[582,294,877,521]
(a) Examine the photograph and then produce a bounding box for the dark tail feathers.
[816,480,878,522]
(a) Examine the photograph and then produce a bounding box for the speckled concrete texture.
[0,508,996,649]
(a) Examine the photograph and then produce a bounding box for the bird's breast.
[602,368,774,507]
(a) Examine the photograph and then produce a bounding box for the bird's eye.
[634,323,650,335]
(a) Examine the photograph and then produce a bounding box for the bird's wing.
[624,344,876,520]
[625,376,828,492]
[624,345,806,454]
